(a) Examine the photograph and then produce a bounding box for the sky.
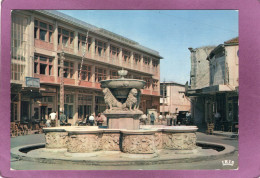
[59,10,238,84]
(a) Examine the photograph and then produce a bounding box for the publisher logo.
[222,160,234,166]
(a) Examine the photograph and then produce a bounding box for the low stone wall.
[121,130,157,154]
[162,132,197,150]
[45,129,68,149]
[43,126,198,154]
[67,131,103,153]
[102,130,121,151]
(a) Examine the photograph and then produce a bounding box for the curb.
[11,141,236,166]
[212,132,239,138]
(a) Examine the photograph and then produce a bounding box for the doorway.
[21,101,29,122]
[40,106,47,121]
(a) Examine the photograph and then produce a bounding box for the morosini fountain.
[44,69,198,154]
[11,69,236,167]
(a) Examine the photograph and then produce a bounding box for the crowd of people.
[46,110,193,127]
[46,111,106,127]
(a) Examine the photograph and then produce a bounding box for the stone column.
[74,31,78,54]
[106,42,110,62]
[150,59,154,74]
[130,51,134,69]
[140,54,144,71]
[156,59,160,79]
[73,91,78,125]
[18,93,21,121]
[106,68,110,80]
[92,92,96,116]
[91,64,95,87]
[53,21,59,83]
[28,15,35,77]
[90,37,95,59]
[119,47,122,66]
[74,60,79,85]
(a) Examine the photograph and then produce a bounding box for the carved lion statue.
[103,88,122,111]
[123,88,140,111]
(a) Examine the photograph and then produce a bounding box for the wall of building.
[160,83,191,114]
[11,10,162,125]
[210,54,226,86]
[190,47,215,89]
[226,45,239,87]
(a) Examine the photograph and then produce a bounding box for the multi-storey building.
[187,37,238,131]
[11,10,162,125]
[160,82,191,116]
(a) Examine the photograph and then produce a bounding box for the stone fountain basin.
[100,79,146,89]
[43,126,198,154]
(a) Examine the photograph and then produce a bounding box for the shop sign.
[26,77,40,88]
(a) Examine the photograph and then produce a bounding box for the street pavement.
[10,132,238,170]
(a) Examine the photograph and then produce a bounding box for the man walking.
[89,114,95,126]
[49,111,57,127]
[59,111,66,126]
[150,113,155,125]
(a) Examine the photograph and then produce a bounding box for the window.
[152,80,159,91]
[110,70,119,79]
[78,34,91,52]
[95,67,107,82]
[11,14,28,81]
[58,60,74,78]
[78,64,91,81]
[34,19,53,43]
[58,27,74,47]
[160,83,167,97]
[65,94,74,103]
[144,78,151,89]
[110,45,120,58]
[95,40,106,56]
[134,53,141,65]
[34,55,53,75]
[134,75,142,80]
[152,59,159,70]
[122,49,130,63]
[143,56,150,66]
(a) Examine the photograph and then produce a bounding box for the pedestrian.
[49,111,57,127]
[186,112,191,125]
[166,114,172,126]
[101,114,107,126]
[89,114,95,126]
[150,113,155,125]
[46,118,51,127]
[96,113,104,126]
[172,114,177,126]
[214,111,221,130]
[59,111,66,126]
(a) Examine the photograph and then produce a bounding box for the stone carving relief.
[102,133,120,151]
[45,132,68,148]
[162,133,196,150]
[122,134,155,154]
[154,132,163,149]
[67,134,102,153]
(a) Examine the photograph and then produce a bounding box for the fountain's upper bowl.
[100,79,146,89]
[100,69,146,89]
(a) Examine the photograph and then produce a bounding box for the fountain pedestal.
[105,110,143,130]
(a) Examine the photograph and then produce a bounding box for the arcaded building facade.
[11,10,162,125]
